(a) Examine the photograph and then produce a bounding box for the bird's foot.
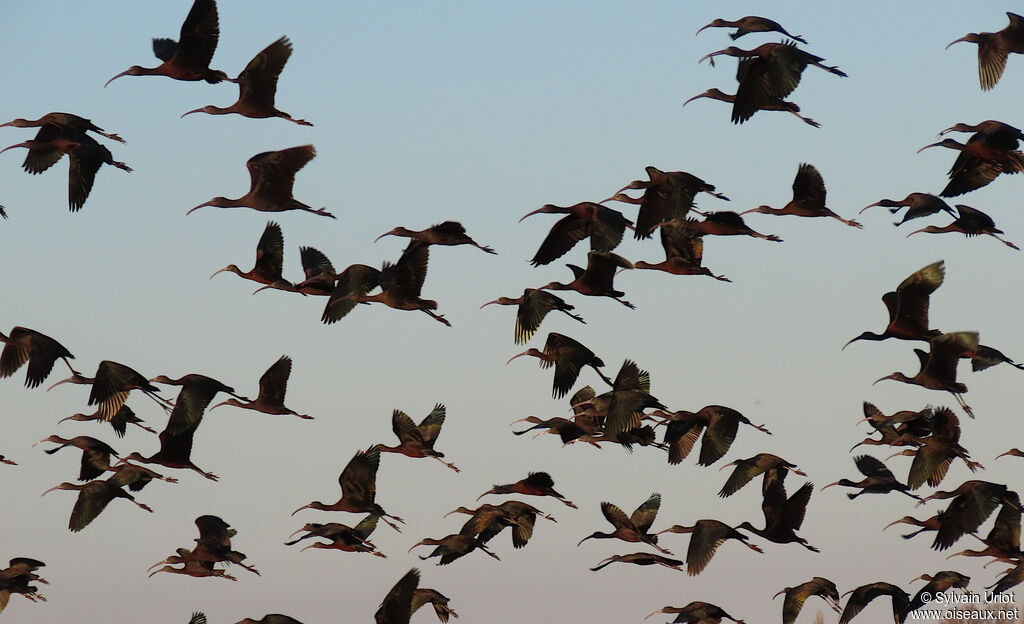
[712,274,732,282]
[103,132,126,144]
[113,161,133,172]
[162,476,179,484]
[618,299,636,310]
[137,503,154,513]
[561,499,578,509]
[223,574,237,582]
[292,119,314,127]
[372,551,387,558]
[313,207,336,219]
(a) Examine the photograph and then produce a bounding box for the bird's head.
[683,89,728,107]
[916,139,961,154]
[506,349,542,365]
[188,197,231,215]
[0,118,32,129]
[374,227,410,242]
[479,297,515,309]
[519,204,559,222]
[946,34,981,49]
[180,105,219,119]
[104,66,145,87]
[209,264,242,279]
[740,205,772,216]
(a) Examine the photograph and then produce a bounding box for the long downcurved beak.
[644,608,667,620]
[187,201,213,216]
[209,267,231,280]
[180,108,205,119]
[374,232,392,242]
[518,208,546,223]
[873,375,895,385]
[916,142,941,154]
[946,37,970,50]
[821,481,842,490]
[407,541,427,553]
[682,93,709,107]
[506,351,530,365]
[479,300,500,309]
[859,201,883,214]
[718,461,737,471]
[104,70,132,88]
[905,228,927,238]
[291,504,312,517]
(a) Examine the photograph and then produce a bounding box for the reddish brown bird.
[34,435,119,481]
[481,289,585,345]
[210,221,289,288]
[507,332,612,399]
[151,372,247,435]
[996,448,1024,459]
[886,407,982,489]
[376,221,496,254]
[322,242,450,326]
[181,36,312,125]
[907,571,971,613]
[736,480,819,552]
[0,124,132,211]
[519,202,632,265]
[632,221,730,281]
[57,405,157,438]
[578,493,670,554]
[292,446,405,531]
[657,405,771,466]
[286,514,385,558]
[838,582,910,624]
[1,113,124,144]
[696,16,806,43]
[906,205,1019,250]
[874,331,979,418]
[53,360,169,421]
[821,455,920,500]
[683,88,820,127]
[700,42,847,124]
[477,471,578,508]
[656,519,763,575]
[660,212,782,241]
[42,478,153,532]
[844,260,945,348]
[375,568,419,624]
[604,167,728,239]
[105,0,232,86]
[446,500,555,549]
[918,133,1024,197]
[742,163,861,228]
[589,552,684,573]
[211,355,311,419]
[0,326,77,388]
[718,453,806,498]
[376,404,458,472]
[860,193,956,226]
[188,145,332,218]
[409,534,500,566]
[947,12,1024,90]
[119,424,219,482]
[916,480,1016,551]
[255,246,338,296]
[944,491,1020,566]
[884,511,945,540]
[147,549,236,582]
[540,251,635,308]
[774,577,841,624]
[645,601,745,624]
[409,589,459,624]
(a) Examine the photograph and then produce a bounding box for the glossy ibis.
[838,582,910,624]
[322,242,450,326]
[148,548,236,582]
[105,0,232,86]
[519,202,631,265]
[34,435,118,481]
[683,88,820,127]
[210,221,289,288]
[58,405,157,438]
[742,163,861,227]
[578,493,669,554]
[540,251,635,308]
[657,405,770,466]
[821,455,920,500]
[481,289,585,345]
[774,577,841,624]
[906,204,1019,250]
[211,355,310,419]
[916,480,1016,551]
[507,332,612,399]
[189,145,331,218]
[604,167,727,239]
[656,519,763,575]
[1,113,124,144]
[696,16,806,43]
[409,534,500,566]
[292,446,405,531]
[410,589,458,624]
[988,560,1024,596]
[718,453,806,497]
[286,515,385,557]
[181,36,312,125]
[886,407,982,488]
[700,42,847,124]
[446,500,555,549]
[947,12,1024,90]
[875,331,979,418]
[477,471,577,508]
[918,136,1024,197]
[376,221,495,254]
[907,571,970,613]
[632,221,730,281]
[843,260,944,348]
[996,448,1024,459]
[736,480,819,552]
[645,601,745,624]
[375,568,419,624]
[151,372,247,435]
[589,552,684,572]
[376,404,459,472]
[256,246,338,296]
[860,193,956,226]
[42,479,153,532]
[0,326,77,388]
[0,124,131,211]
[944,491,1020,565]
[660,212,782,241]
[884,511,944,540]
[51,360,169,420]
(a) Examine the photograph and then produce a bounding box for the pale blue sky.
[2,2,1023,622]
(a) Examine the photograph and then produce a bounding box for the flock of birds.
[4,3,1024,623]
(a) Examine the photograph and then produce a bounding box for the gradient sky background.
[2,1,1024,622]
